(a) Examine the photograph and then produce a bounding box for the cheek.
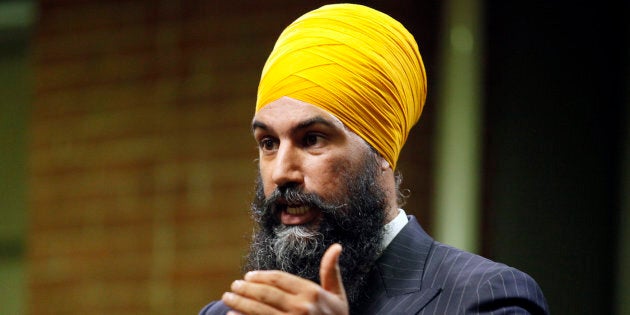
[258,162,275,197]
[304,156,353,198]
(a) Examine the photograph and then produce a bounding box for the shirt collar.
[381,209,408,250]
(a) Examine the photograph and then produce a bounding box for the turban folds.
[256,3,427,169]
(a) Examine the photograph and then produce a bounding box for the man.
[200,3,549,314]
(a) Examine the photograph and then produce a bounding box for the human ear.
[380,157,390,171]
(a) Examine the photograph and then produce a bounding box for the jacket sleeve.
[199,300,231,315]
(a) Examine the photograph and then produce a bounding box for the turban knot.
[256,3,427,169]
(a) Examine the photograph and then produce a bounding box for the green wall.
[0,50,28,315]
[0,2,33,313]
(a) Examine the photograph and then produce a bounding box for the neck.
[380,166,400,224]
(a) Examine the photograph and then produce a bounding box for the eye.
[304,133,324,147]
[259,137,278,152]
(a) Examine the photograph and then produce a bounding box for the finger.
[319,243,346,299]
[222,291,280,315]
[230,279,291,311]
[244,270,318,295]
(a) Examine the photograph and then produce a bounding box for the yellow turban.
[256,3,427,169]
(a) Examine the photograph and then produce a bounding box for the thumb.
[320,243,347,299]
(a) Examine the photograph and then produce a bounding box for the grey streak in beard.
[273,225,322,272]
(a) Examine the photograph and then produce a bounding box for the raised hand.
[222,244,348,315]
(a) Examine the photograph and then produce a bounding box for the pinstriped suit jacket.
[355,216,549,314]
[199,216,549,314]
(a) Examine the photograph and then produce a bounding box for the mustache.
[255,184,345,221]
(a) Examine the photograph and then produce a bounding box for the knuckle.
[301,288,320,303]
[258,289,275,304]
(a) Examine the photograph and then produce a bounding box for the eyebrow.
[251,116,339,135]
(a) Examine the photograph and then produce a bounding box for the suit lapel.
[359,216,442,314]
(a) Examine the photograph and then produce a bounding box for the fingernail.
[222,292,234,302]
[244,271,257,280]
[231,280,243,290]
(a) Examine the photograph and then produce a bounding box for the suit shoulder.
[424,242,549,314]
[425,242,513,285]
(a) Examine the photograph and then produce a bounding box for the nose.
[271,142,304,188]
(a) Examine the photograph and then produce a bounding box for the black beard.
[244,151,387,310]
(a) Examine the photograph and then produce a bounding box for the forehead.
[252,96,345,131]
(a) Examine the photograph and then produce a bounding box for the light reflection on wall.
[433,0,483,253]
